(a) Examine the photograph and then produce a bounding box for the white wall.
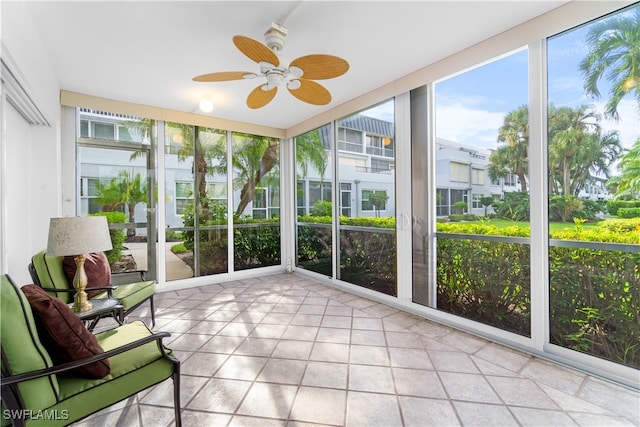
[1,2,61,284]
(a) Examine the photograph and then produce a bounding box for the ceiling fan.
[193,23,349,109]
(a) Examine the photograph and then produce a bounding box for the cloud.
[595,98,640,149]
[436,99,506,149]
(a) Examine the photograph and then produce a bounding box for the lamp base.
[72,297,93,312]
[72,255,94,312]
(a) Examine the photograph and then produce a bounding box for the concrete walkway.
[123,242,193,281]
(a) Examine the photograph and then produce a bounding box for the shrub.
[549,195,584,222]
[311,200,332,216]
[492,192,530,221]
[618,207,640,218]
[436,220,639,368]
[90,211,126,265]
[606,199,640,216]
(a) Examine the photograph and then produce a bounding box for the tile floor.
[77,273,639,427]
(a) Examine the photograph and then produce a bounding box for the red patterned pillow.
[63,252,111,298]
[21,284,110,378]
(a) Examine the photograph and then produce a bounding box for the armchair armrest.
[111,270,147,285]
[1,331,172,386]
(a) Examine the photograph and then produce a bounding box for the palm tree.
[94,171,148,237]
[489,105,529,192]
[579,6,640,121]
[548,104,621,196]
[614,138,640,199]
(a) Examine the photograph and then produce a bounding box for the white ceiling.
[25,1,569,130]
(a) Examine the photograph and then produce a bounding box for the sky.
[363,4,639,156]
[434,4,639,153]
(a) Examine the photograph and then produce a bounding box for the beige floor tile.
[349,364,396,393]
[186,378,251,413]
[389,347,433,369]
[346,392,403,427]
[351,329,386,346]
[453,401,518,426]
[350,344,390,366]
[290,386,346,425]
[215,355,268,381]
[70,274,638,427]
[473,342,531,372]
[257,358,307,384]
[310,342,350,363]
[231,335,275,354]
[487,376,560,409]
[316,327,351,344]
[236,382,298,419]
[393,368,447,399]
[398,396,460,426]
[439,372,502,404]
[271,340,314,360]
[510,407,578,426]
[302,361,348,389]
[428,350,480,374]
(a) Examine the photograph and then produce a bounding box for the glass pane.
[295,124,332,275]
[338,100,397,296]
[77,145,151,279]
[231,132,280,271]
[164,124,228,279]
[425,49,531,336]
[547,4,640,369]
[79,108,151,144]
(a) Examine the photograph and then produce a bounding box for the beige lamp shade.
[47,216,113,256]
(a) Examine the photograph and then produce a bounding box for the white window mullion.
[528,39,548,352]
[156,120,167,286]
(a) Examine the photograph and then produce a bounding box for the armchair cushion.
[20,284,110,379]
[62,252,111,298]
[0,276,58,413]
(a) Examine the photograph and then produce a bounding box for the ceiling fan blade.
[288,79,332,105]
[247,85,278,109]
[289,55,349,80]
[233,35,280,67]
[192,71,255,82]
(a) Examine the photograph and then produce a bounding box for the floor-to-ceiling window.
[337,101,396,295]
[547,3,640,370]
[295,124,333,276]
[413,49,532,336]
[77,109,157,280]
[231,131,281,271]
[164,123,228,279]
[295,100,397,296]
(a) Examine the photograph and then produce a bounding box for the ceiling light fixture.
[199,96,214,113]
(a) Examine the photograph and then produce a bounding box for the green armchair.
[29,250,156,328]
[0,274,180,427]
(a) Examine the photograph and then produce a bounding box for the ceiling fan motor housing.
[264,22,288,52]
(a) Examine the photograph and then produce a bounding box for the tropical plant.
[579,6,640,121]
[480,196,495,216]
[489,105,529,192]
[548,104,621,196]
[613,138,640,199]
[94,171,148,237]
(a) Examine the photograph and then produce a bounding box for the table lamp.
[47,216,113,312]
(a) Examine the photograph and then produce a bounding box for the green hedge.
[606,199,640,216]
[618,207,640,218]
[437,221,639,368]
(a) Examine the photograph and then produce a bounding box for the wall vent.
[1,48,51,127]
